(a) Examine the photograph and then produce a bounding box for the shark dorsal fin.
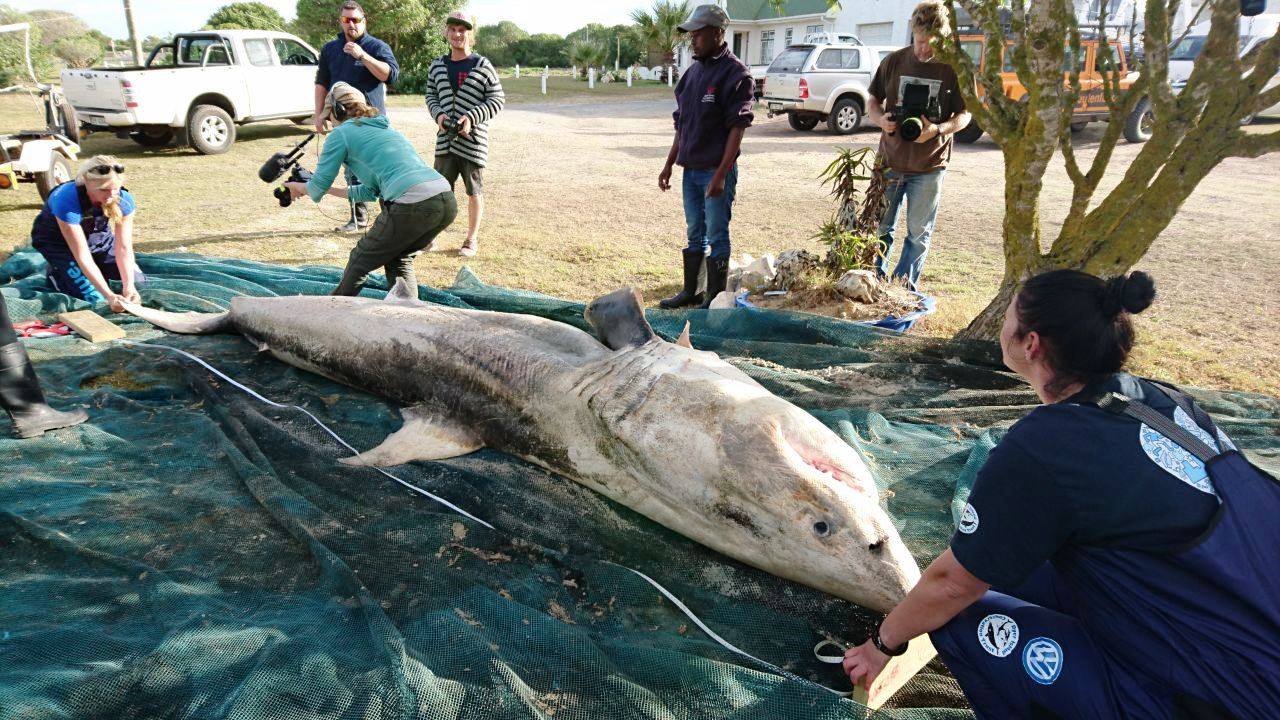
[676,321,692,348]
[385,278,422,306]
[585,288,658,350]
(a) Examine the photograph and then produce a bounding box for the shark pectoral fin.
[384,278,424,306]
[339,407,483,467]
[676,321,693,348]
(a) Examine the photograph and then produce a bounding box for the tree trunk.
[958,273,1021,340]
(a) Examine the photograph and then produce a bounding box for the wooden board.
[851,635,938,712]
[57,310,126,343]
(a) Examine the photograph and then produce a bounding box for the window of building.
[784,27,793,47]
[761,30,775,61]
[806,24,824,36]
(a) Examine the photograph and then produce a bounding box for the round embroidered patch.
[958,503,979,534]
[977,614,1019,658]
[1022,637,1064,685]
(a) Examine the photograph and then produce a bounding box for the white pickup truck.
[762,42,898,134]
[61,29,319,155]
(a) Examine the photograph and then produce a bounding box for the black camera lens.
[899,117,923,142]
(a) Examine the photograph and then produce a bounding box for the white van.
[1168,14,1279,123]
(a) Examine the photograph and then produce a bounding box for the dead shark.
[124,283,920,611]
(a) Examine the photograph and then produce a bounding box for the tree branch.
[1237,129,1280,158]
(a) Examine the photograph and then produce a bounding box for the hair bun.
[1103,272,1156,317]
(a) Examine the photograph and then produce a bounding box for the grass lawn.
[1,85,1277,397]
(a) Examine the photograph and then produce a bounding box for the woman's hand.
[284,182,308,201]
[843,640,891,690]
[121,286,141,305]
[106,293,127,314]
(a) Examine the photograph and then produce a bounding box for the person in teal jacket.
[286,82,457,296]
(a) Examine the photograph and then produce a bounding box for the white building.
[677,0,1222,71]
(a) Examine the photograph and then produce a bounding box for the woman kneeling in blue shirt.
[286,82,456,296]
[30,155,143,312]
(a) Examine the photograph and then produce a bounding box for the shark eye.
[813,521,831,537]
[868,539,885,554]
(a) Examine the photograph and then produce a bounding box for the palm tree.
[629,0,691,66]
[567,40,611,78]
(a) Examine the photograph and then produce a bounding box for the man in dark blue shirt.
[313,0,399,232]
[657,4,754,311]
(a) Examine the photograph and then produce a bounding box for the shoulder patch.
[977,614,1019,658]
[957,503,979,535]
[1138,407,1220,498]
[1022,637,1064,685]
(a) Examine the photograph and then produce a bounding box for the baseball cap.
[446,11,475,29]
[317,81,366,126]
[678,4,730,32]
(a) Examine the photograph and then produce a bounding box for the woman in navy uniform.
[842,270,1279,718]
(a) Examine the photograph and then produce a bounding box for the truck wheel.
[187,105,236,155]
[1123,97,1153,143]
[788,112,819,131]
[130,128,176,147]
[826,97,863,135]
[1070,121,1088,133]
[954,121,983,144]
[35,151,73,201]
[54,98,80,145]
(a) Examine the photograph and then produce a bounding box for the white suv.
[762,43,898,134]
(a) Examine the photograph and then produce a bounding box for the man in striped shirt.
[425,12,505,257]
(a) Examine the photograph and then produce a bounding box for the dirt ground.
[1,75,1277,394]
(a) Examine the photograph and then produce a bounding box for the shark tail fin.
[122,302,232,335]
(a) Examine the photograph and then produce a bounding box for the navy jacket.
[315,32,399,113]
[672,43,754,170]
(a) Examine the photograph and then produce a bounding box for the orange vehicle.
[952,33,1151,144]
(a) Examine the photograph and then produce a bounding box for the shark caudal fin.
[122,302,232,335]
[584,288,658,350]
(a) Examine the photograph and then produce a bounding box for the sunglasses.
[87,164,125,176]
[340,16,365,25]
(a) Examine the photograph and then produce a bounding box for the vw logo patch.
[977,614,1019,658]
[958,503,979,534]
[1022,637,1064,685]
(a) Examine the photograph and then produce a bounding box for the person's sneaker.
[459,238,478,257]
[334,220,366,233]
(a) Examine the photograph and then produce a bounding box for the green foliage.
[813,221,884,274]
[206,2,288,31]
[511,33,569,68]
[53,36,103,68]
[475,20,528,66]
[0,5,58,85]
[142,34,175,52]
[816,146,886,272]
[567,40,610,75]
[294,0,463,93]
[629,0,690,65]
[27,10,90,46]
[566,24,643,68]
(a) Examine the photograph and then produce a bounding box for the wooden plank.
[57,310,126,343]
[851,635,938,712]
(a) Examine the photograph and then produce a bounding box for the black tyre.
[788,112,819,131]
[954,121,983,144]
[187,104,236,155]
[1123,97,1153,143]
[53,97,81,144]
[1070,121,1088,133]
[130,128,176,147]
[826,97,863,135]
[292,116,313,126]
[35,151,73,200]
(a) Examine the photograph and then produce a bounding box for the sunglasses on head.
[87,164,125,176]
[341,16,365,25]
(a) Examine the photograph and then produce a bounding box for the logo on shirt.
[957,503,979,534]
[702,85,716,103]
[1138,407,1221,498]
[1022,637,1064,685]
[977,614,1019,658]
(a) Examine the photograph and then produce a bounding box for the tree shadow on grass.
[139,230,326,253]
[78,122,312,159]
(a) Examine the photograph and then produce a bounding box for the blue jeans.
[877,168,945,291]
[682,165,737,259]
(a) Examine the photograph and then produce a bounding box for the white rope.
[117,338,855,699]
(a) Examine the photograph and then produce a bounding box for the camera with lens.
[259,132,317,208]
[889,81,943,143]
[439,114,460,139]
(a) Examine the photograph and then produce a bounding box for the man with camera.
[866,1,971,291]
[314,0,400,233]
[424,11,505,257]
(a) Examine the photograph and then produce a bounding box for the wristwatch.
[871,619,909,657]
